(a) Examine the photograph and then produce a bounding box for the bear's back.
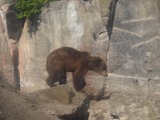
[48,47,90,60]
[46,47,91,71]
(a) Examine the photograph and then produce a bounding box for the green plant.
[15,0,49,19]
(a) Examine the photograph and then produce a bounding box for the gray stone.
[88,100,113,120]
[35,85,75,104]
[83,71,107,99]
[30,85,89,119]
[0,0,12,7]
[106,74,149,95]
[107,0,160,96]
[109,94,160,120]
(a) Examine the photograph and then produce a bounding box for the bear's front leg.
[58,69,67,85]
[72,68,88,91]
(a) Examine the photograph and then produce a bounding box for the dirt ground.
[0,72,61,120]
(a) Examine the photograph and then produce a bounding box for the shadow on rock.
[29,85,90,120]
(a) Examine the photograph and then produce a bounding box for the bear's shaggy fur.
[46,47,108,91]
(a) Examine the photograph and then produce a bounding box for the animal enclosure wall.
[0,0,160,96]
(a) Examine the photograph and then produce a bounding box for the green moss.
[15,0,58,19]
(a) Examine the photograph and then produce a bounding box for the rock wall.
[18,0,110,92]
[0,0,160,119]
[0,0,160,96]
[0,2,14,86]
[107,0,160,96]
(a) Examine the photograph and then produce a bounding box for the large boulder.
[35,85,75,104]
[88,100,112,120]
[107,0,160,96]
[109,94,160,120]
[30,85,89,120]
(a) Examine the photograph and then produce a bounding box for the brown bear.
[46,47,108,91]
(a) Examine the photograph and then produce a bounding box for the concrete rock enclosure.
[18,0,110,92]
[107,0,160,96]
[0,0,160,96]
[1,0,160,120]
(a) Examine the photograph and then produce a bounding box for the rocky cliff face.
[17,0,110,92]
[107,0,160,96]
[1,0,160,119]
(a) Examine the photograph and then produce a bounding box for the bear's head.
[88,56,108,77]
